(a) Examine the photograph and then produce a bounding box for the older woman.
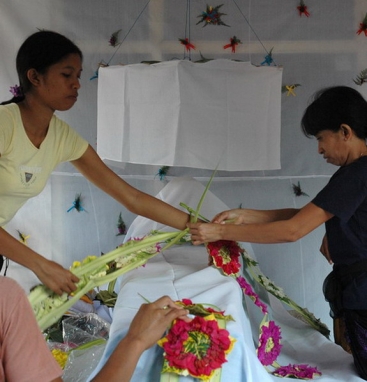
[188,86,367,380]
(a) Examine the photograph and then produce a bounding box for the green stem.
[72,232,179,278]
[160,228,189,252]
[192,167,218,223]
[35,233,182,331]
[179,203,210,222]
[38,280,95,331]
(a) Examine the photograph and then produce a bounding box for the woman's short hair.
[301,86,367,139]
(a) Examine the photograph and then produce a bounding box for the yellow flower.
[51,348,69,369]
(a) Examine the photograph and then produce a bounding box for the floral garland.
[204,239,323,379]
[158,300,235,381]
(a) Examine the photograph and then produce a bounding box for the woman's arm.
[0,228,78,295]
[71,146,189,230]
[91,296,189,382]
[211,208,300,225]
[188,202,333,244]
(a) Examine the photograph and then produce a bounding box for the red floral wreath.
[158,314,235,379]
[206,240,242,275]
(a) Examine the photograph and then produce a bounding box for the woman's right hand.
[34,258,79,295]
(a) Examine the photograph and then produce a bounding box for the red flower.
[206,240,242,275]
[181,298,193,306]
[158,315,235,379]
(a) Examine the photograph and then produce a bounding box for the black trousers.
[344,309,367,380]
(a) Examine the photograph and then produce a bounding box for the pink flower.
[257,320,282,366]
[273,363,322,379]
[181,298,193,306]
[236,276,268,314]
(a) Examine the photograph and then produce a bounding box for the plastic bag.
[62,313,110,348]
[62,340,106,382]
[61,313,110,381]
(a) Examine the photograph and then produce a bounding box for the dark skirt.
[344,309,367,380]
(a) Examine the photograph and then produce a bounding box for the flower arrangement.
[158,300,235,381]
[202,234,324,379]
[31,172,327,380]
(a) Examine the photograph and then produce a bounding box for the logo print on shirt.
[25,172,33,183]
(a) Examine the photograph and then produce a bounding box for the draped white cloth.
[89,178,363,382]
[97,60,282,171]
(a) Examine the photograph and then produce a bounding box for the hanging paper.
[97,60,282,171]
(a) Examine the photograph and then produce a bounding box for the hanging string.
[184,0,192,60]
[231,0,277,66]
[107,0,151,65]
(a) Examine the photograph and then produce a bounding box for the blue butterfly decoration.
[67,193,86,212]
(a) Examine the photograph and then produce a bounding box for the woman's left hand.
[187,222,223,245]
[320,234,333,265]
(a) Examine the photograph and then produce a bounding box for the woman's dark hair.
[2,30,82,105]
[301,86,367,139]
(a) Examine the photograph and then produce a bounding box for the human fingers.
[211,211,232,224]
[320,235,333,265]
[128,298,189,348]
[189,222,223,244]
[157,297,192,322]
[151,296,190,316]
[37,261,79,295]
[186,223,205,245]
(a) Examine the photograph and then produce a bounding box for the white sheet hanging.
[97,60,282,171]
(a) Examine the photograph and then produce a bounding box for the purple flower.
[273,363,322,379]
[236,276,268,314]
[257,320,282,366]
[9,84,22,98]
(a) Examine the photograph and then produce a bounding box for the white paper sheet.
[97,60,282,171]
